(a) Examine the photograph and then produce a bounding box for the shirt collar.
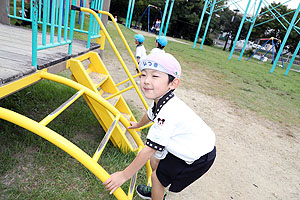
[152,90,174,119]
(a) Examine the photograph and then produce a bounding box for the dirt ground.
[103,31,300,199]
[166,87,300,200]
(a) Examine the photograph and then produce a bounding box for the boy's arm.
[104,146,156,194]
[128,113,151,129]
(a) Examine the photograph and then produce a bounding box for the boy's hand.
[128,121,139,129]
[103,171,127,194]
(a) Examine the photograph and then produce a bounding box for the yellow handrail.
[79,7,148,111]
[98,10,139,72]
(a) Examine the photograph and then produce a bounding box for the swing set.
[134,5,162,33]
[247,37,285,68]
[193,0,300,76]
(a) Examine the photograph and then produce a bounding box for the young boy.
[104,53,216,200]
[150,36,168,55]
[135,34,147,64]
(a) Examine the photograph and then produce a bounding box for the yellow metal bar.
[0,107,128,200]
[146,159,152,186]
[98,10,139,71]
[40,72,150,198]
[105,85,134,101]
[130,146,152,187]
[128,173,137,199]
[139,123,153,131]
[0,71,150,199]
[136,146,152,187]
[93,114,120,162]
[115,74,140,87]
[96,30,106,50]
[40,72,144,148]
[79,7,148,111]
[0,72,42,99]
[39,89,85,126]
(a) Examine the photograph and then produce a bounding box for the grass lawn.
[161,38,300,128]
[1,16,300,200]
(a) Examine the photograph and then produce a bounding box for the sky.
[229,0,299,12]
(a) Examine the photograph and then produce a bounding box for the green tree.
[110,0,233,41]
[168,0,228,40]
[110,0,164,27]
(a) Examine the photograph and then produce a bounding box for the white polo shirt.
[147,94,216,163]
[150,48,165,55]
[136,44,147,61]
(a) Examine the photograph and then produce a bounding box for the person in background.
[134,34,147,73]
[150,36,168,55]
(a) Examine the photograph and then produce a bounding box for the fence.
[7,0,104,67]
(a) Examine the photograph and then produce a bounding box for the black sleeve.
[146,139,165,151]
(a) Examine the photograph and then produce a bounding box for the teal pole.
[22,0,25,18]
[55,0,59,25]
[14,0,16,16]
[92,0,99,34]
[239,0,263,61]
[38,0,42,22]
[64,0,71,42]
[193,0,209,48]
[47,0,50,23]
[80,0,87,30]
[57,0,64,43]
[50,0,55,44]
[87,0,96,49]
[164,0,175,36]
[99,0,104,21]
[42,0,48,45]
[68,0,77,55]
[32,0,38,67]
[159,0,170,36]
[128,0,136,28]
[229,0,252,60]
[284,40,300,76]
[200,0,216,50]
[125,0,132,28]
[270,3,300,73]
[94,0,104,35]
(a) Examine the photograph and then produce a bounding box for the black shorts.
[156,147,216,192]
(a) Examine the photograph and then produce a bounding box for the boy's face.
[155,40,158,47]
[135,39,139,44]
[140,69,177,102]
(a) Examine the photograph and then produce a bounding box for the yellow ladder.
[67,51,140,152]
[66,7,152,153]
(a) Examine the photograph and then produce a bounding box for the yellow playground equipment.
[0,7,153,200]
